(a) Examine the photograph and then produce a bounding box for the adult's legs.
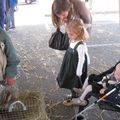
[0,0,5,29]
[9,7,15,28]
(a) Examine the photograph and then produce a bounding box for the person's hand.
[5,77,16,86]
[100,88,106,94]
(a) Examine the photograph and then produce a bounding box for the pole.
[119,0,120,24]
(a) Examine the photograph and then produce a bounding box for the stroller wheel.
[84,99,89,107]
[77,115,84,120]
[72,115,84,120]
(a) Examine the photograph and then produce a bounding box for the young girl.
[56,19,90,104]
[65,62,120,106]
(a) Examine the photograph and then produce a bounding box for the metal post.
[119,0,120,24]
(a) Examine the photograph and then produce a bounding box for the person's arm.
[76,44,85,77]
[71,0,92,24]
[99,88,107,94]
[4,36,20,77]
[0,29,20,85]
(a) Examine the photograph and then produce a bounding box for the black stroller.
[74,82,120,120]
[74,61,120,120]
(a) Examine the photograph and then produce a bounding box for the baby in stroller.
[63,61,120,106]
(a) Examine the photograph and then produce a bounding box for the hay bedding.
[0,90,50,120]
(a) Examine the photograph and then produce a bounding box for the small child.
[64,62,120,106]
[56,19,90,104]
[66,19,90,87]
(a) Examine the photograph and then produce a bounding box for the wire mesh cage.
[0,89,50,120]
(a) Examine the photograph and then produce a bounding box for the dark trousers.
[0,0,5,29]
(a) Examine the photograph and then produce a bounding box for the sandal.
[72,98,87,106]
[63,98,87,106]
[63,99,73,106]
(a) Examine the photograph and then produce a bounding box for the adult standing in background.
[51,0,92,33]
[0,0,6,29]
[5,0,10,31]
[9,0,17,29]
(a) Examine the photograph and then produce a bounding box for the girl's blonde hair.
[67,19,89,40]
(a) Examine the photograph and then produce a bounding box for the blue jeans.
[0,0,5,29]
[9,7,15,28]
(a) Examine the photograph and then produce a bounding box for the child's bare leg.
[73,77,89,95]
[63,85,92,106]
[82,77,89,90]
[80,85,92,101]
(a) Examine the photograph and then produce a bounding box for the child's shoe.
[72,98,87,106]
[63,98,87,106]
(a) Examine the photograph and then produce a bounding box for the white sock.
[80,85,92,101]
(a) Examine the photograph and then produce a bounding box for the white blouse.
[70,41,90,77]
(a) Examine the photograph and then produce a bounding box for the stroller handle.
[97,88,116,103]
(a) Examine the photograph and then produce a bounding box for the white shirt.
[70,41,90,77]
